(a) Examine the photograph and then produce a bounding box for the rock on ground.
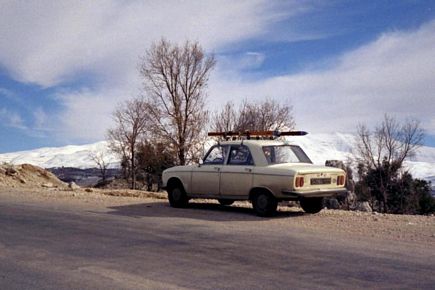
[355,201,372,212]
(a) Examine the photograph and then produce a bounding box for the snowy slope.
[290,133,356,165]
[0,133,434,181]
[0,141,119,169]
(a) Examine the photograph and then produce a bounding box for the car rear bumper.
[281,188,348,198]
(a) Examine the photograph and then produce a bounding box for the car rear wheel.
[252,192,277,217]
[218,199,234,206]
[168,184,189,208]
[300,197,324,214]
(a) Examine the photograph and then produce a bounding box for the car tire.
[218,199,234,206]
[168,184,189,208]
[300,197,324,214]
[252,192,277,217]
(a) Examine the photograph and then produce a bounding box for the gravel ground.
[1,186,434,248]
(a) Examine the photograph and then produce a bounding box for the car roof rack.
[208,130,308,140]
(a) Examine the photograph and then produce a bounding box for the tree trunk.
[383,192,388,213]
[179,147,185,166]
[131,149,136,189]
[100,168,107,182]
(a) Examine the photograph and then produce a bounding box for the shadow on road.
[105,201,305,222]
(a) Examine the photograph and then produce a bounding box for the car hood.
[163,165,197,173]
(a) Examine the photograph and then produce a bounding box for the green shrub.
[355,164,434,214]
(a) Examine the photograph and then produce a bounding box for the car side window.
[203,146,228,165]
[228,145,254,165]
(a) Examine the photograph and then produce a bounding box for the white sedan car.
[162,139,346,216]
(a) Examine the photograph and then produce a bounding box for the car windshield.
[262,145,312,164]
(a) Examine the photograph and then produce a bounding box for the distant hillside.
[0,141,118,169]
[0,133,434,183]
[48,167,121,187]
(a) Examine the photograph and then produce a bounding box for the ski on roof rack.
[208,130,308,140]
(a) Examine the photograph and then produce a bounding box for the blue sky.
[1,0,435,153]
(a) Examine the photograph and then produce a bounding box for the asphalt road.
[1,197,434,289]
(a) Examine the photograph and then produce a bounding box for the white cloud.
[1,1,434,145]
[220,52,266,71]
[33,107,47,130]
[0,0,311,143]
[0,0,293,87]
[53,88,129,143]
[208,20,435,135]
[0,108,26,130]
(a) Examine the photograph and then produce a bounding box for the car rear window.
[262,145,312,164]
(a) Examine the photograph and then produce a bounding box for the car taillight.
[337,175,345,186]
[295,176,304,188]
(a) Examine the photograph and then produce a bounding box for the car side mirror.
[198,159,203,167]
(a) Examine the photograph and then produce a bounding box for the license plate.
[310,178,331,185]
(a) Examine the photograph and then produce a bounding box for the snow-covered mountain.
[0,133,434,181]
[0,141,119,169]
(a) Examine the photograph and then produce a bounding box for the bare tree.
[136,140,177,175]
[107,97,149,189]
[89,151,111,182]
[140,39,215,165]
[212,101,237,132]
[212,98,295,132]
[356,114,424,170]
[355,114,424,212]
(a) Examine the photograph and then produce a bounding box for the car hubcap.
[257,195,268,209]
[172,188,182,201]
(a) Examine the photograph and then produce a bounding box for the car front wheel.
[300,197,323,214]
[168,184,189,208]
[252,192,277,217]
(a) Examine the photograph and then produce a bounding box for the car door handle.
[214,167,221,171]
[244,168,252,172]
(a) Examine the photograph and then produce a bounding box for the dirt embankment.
[0,163,67,189]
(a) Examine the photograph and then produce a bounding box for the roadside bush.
[415,179,435,214]
[355,167,434,214]
[354,114,427,214]
[387,172,418,214]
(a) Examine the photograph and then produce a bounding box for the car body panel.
[220,165,254,196]
[191,164,221,195]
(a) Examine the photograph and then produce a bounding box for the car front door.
[219,145,254,197]
[191,145,229,196]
